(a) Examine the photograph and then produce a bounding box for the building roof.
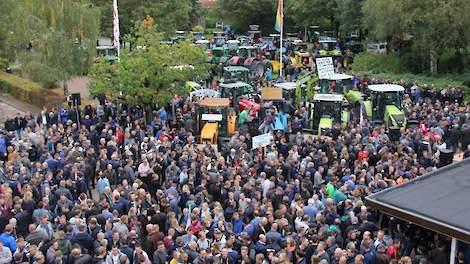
[366,158,470,243]
[368,84,405,92]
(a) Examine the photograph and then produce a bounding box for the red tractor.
[228,46,273,76]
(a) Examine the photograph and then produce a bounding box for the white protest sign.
[316,57,335,79]
[252,133,273,149]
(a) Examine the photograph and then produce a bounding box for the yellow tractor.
[197,98,237,145]
[290,50,313,69]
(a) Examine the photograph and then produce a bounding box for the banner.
[316,57,334,79]
[252,133,273,149]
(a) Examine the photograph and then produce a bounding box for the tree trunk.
[63,80,69,97]
[430,49,438,75]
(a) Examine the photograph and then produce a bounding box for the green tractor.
[219,81,254,106]
[317,37,341,57]
[362,84,406,128]
[310,94,349,135]
[220,66,250,84]
[209,47,229,64]
[95,45,119,63]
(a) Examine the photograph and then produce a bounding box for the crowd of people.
[0,76,469,264]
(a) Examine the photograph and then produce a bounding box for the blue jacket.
[0,137,6,155]
[0,233,16,253]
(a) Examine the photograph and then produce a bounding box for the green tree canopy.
[1,0,100,88]
[217,0,277,34]
[89,24,208,107]
[92,0,192,37]
[362,0,470,74]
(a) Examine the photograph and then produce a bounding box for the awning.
[365,158,470,243]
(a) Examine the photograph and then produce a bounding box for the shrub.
[351,53,404,74]
[0,72,62,107]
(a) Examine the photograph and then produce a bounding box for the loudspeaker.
[439,148,454,168]
[388,126,401,142]
[69,93,81,106]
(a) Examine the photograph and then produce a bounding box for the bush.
[0,72,62,107]
[23,61,60,89]
[351,53,404,74]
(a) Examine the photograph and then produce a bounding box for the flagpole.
[113,0,120,60]
[279,0,283,79]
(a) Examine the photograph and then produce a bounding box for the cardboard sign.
[252,133,273,149]
[316,57,334,79]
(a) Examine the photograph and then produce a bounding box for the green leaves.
[91,0,192,36]
[0,0,100,87]
[90,30,208,107]
[362,0,470,74]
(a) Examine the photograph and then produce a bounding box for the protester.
[0,75,469,264]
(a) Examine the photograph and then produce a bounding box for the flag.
[275,0,283,33]
[112,0,120,58]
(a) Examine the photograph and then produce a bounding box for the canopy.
[368,84,405,92]
[366,158,470,243]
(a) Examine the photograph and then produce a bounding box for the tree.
[362,0,470,75]
[89,23,208,107]
[2,0,100,89]
[92,0,192,37]
[217,0,276,34]
[287,0,363,36]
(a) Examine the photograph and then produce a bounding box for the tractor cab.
[214,36,226,47]
[364,84,406,128]
[209,47,228,64]
[195,40,211,50]
[237,46,259,59]
[307,26,321,43]
[96,46,119,63]
[317,37,341,57]
[213,31,226,39]
[221,66,251,84]
[226,40,240,55]
[319,74,353,94]
[290,50,313,69]
[175,31,186,42]
[197,98,236,144]
[274,82,298,104]
[219,81,254,106]
[311,94,348,135]
[292,40,308,52]
[318,74,362,103]
[248,25,262,40]
[192,31,205,41]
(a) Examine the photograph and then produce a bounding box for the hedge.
[0,72,63,107]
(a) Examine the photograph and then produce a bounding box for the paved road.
[0,100,26,129]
